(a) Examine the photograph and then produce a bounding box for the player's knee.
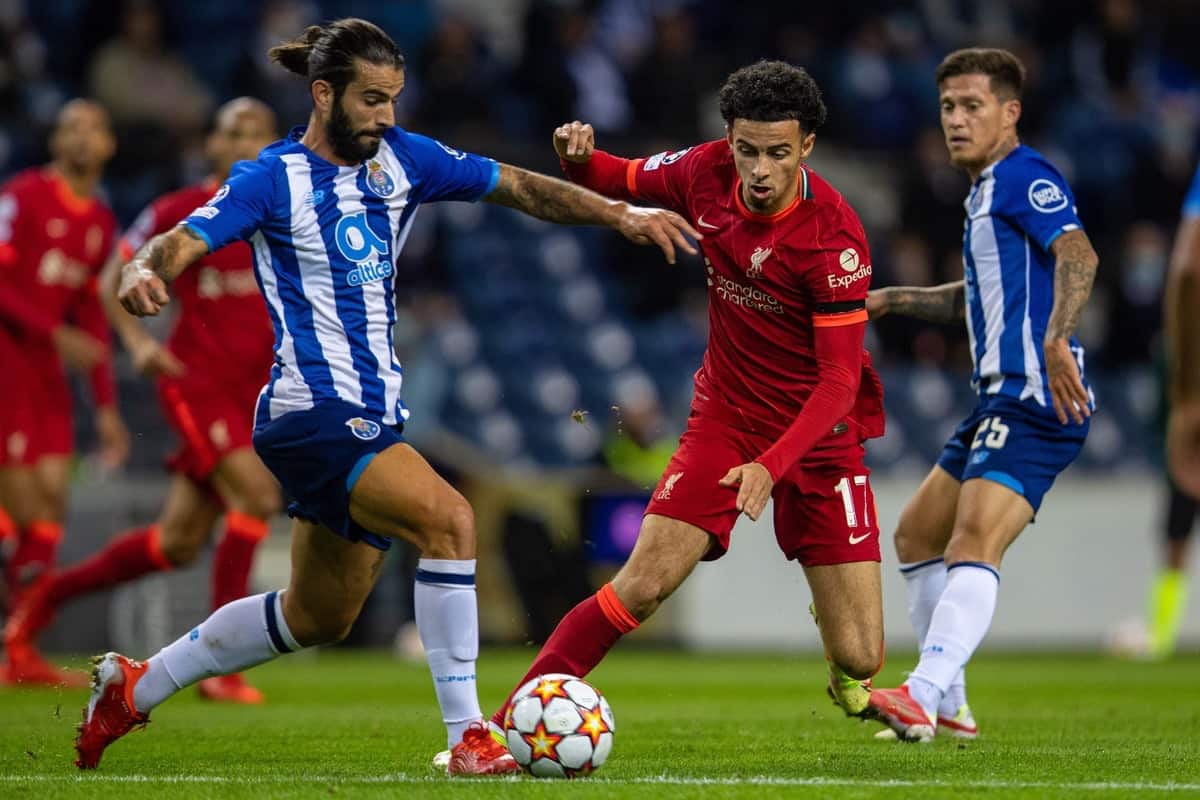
[893,510,936,563]
[830,637,884,681]
[611,572,672,621]
[288,604,359,647]
[423,492,475,560]
[158,521,208,566]
[228,484,282,521]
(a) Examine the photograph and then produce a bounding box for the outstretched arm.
[1044,229,1099,425]
[867,281,965,322]
[99,249,185,375]
[117,225,209,317]
[1165,213,1200,498]
[485,164,701,264]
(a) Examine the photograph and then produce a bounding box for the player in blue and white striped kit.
[75,18,700,772]
[865,48,1100,741]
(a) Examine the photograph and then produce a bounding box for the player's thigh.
[804,560,884,677]
[610,513,712,620]
[893,465,961,563]
[0,467,41,526]
[282,517,387,646]
[347,442,473,558]
[944,477,1034,567]
[156,474,223,565]
[32,455,71,520]
[210,447,282,520]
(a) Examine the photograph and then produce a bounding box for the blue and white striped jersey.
[1183,162,1200,218]
[184,126,499,427]
[961,144,1087,406]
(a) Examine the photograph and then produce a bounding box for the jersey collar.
[45,168,97,217]
[733,166,811,223]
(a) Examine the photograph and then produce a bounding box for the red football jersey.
[622,140,884,445]
[0,167,118,405]
[119,180,273,385]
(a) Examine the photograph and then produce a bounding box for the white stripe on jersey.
[251,230,313,417]
[336,137,410,424]
[280,153,363,407]
[1018,239,1046,404]
[969,174,1005,394]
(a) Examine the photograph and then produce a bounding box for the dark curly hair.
[718,60,827,134]
[269,18,405,96]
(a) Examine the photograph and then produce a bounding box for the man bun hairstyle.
[268,18,405,94]
[718,60,827,134]
[935,47,1025,100]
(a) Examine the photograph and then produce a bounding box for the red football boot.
[867,684,936,743]
[74,653,150,769]
[447,721,521,776]
[197,673,264,704]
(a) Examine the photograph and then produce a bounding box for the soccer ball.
[503,673,615,778]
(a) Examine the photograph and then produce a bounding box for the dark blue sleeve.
[182,160,276,251]
[399,131,500,203]
[1183,164,1200,218]
[997,158,1084,251]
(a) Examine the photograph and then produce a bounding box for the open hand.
[718,462,774,522]
[52,325,108,370]
[615,204,701,265]
[129,336,185,378]
[1044,338,1091,425]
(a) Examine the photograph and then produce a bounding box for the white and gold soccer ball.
[503,673,615,778]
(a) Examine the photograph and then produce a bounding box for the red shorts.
[643,413,880,567]
[157,376,259,485]
[0,341,72,466]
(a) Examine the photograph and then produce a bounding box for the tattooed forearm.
[1045,230,1099,341]
[132,226,207,284]
[881,281,965,323]
[486,164,623,227]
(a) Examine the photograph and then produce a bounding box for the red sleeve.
[74,276,117,408]
[561,144,704,216]
[755,320,864,481]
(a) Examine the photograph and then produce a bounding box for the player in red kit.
[0,100,129,618]
[445,60,887,768]
[3,99,282,700]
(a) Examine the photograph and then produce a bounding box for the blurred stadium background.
[3,0,1199,656]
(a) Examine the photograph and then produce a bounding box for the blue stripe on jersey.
[352,163,397,414]
[304,152,387,412]
[272,160,340,403]
[993,217,1033,398]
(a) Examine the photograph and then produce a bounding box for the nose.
[377,104,395,129]
[753,154,771,180]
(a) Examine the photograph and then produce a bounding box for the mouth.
[947,136,970,148]
[747,184,772,201]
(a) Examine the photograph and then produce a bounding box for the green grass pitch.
[1,649,1198,798]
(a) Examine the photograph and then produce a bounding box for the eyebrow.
[735,139,792,150]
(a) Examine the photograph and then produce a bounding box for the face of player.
[939,73,1020,177]
[324,59,404,164]
[726,119,815,215]
[208,105,279,180]
[49,100,116,177]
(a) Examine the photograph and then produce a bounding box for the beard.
[327,98,385,163]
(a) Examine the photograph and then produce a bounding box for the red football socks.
[490,583,638,727]
[44,525,171,606]
[211,511,268,611]
[8,520,63,584]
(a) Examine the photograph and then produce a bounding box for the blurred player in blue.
[74,17,700,772]
[865,48,1099,741]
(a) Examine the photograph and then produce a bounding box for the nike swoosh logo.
[848,532,872,545]
[697,215,719,230]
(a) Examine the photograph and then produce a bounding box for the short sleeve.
[806,203,872,327]
[183,160,276,252]
[1182,164,1200,219]
[400,132,500,203]
[627,145,702,216]
[996,160,1083,251]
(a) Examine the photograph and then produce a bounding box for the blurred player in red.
[0,100,129,615]
[3,99,282,700]
[452,60,888,767]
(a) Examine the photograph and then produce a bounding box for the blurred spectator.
[1103,221,1170,365]
[627,7,710,146]
[233,0,320,130]
[87,1,212,136]
[412,13,504,145]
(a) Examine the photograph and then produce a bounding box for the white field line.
[0,774,1198,792]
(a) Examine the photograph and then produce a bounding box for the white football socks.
[133,591,301,713]
[908,563,999,718]
[415,558,482,747]
[900,558,967,716]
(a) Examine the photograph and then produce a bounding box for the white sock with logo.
[900,558,966,716]
[415,558,482,747]
[907,563,999,719]
[133,591,301,713]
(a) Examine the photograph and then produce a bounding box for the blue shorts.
[252,400,404,550]
[936,395,1088,514]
